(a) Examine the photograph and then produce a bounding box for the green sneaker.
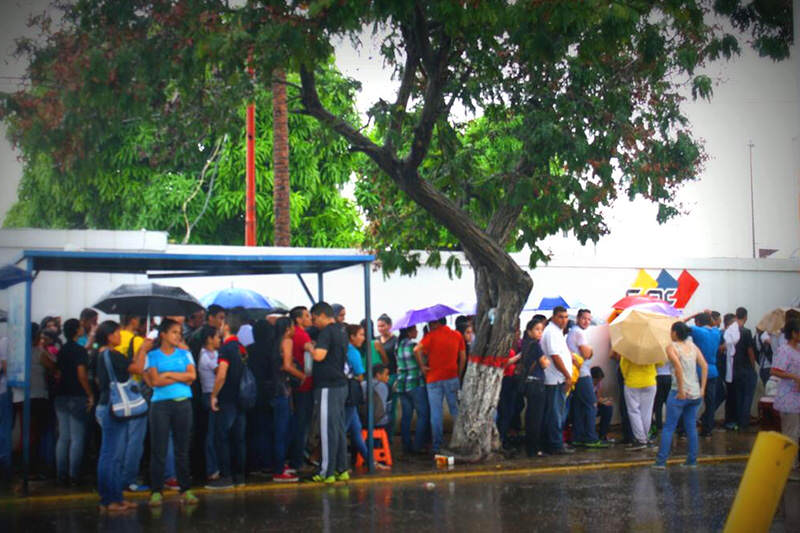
[585,440,610,449]
[181,490,199,505]
[312,474,336,484]
[335,471,350,482]
[571,441,586,448]
[148,492,163,507]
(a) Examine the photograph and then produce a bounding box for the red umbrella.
[611,294,664,310]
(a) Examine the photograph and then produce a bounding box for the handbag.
[238,363,257,410]
[103,350,148,419]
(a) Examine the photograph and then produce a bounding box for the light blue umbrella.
[200,288,286,310]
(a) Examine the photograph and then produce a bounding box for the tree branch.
[384,23,420,150]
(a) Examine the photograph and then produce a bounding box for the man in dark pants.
[288,306,315,473]
[309,302,349,483]
[683,312,723,436]
[207,309,247,489]
[722,313,738,429]
[541,307,574,454]
[611,352,633,444]
[731,307,757,430]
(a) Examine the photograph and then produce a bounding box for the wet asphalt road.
[1,463,797,532]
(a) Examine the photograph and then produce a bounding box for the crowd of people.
[0,300,798,511]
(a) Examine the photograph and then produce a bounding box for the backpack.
[238,362,257,410]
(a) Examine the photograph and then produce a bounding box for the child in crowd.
[591,366,614,444]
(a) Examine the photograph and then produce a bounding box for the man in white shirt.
[542,306,575,454]
[567,310,607,448]
[723,314,740,429]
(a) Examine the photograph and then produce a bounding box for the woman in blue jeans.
[95,320,142,512]
[345,324,374,468]
[654,322,708,469]
[271,317,306,482]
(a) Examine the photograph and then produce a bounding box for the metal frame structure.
[10,248,377,491]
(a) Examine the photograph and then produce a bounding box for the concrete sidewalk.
[0,429,759,506]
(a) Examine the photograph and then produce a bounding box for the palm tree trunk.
[272,68,290,246]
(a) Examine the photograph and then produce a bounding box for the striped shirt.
[396,338,425,393]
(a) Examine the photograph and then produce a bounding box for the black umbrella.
[93,283,204,317]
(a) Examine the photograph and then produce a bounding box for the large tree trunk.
[272,68,291,247]
[448,256,532,461]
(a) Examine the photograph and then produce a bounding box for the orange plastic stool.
[355,428,393,467]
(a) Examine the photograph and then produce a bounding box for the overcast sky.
[1,2,798,261]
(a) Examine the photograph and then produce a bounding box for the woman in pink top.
[770,319,800,481]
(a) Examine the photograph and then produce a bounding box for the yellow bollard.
[724,431,798,533]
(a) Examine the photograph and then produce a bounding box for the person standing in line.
[288,306,314,474]
[94,320,142,512]
[188,305,226,358]
[541,307,575,454]
[183,309,205,343]
[0,334,10,484]
[414,318,466,454]
[620,353,657,451]
[309,302,349,483]
[770,319,800,482]
[731,307,757,431]
[653,322,708,469]
[113,315,150,492]
[332,304,347,326]
[376,314,398,440]
[396,325,430,454]
[722,313,739,429]
[206,310,247,490]
[652,358,672,437]
[521,316,551,457]
[271,317,305,482]
[344,324,370,469]
[54,318,94,486]
[567,309,608,449]
[197,325,221,482]
[683,312,722,437]
[145,318,197,506]
[591,367,615,443]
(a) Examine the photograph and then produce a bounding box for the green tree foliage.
[2,4,363,247]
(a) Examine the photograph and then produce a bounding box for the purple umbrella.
[391,304,462,331]
[629,301,682,317]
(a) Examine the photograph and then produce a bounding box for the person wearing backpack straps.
[94,320,144,512]
[144,318,198,506]
[207,308,248,490]
[271,317,306,482]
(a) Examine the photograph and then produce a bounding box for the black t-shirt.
[96,349,130,405]
[56,341,89,397]
[521,338,545,380]
[382,335,398,374]
[312,323,347,389]
[733,327,756,375]
[218,339,244,406]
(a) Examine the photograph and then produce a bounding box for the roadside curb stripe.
[0,454,750,507]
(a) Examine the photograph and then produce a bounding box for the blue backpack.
[239,362,257,410]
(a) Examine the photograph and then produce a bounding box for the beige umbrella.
[609,308,676,364]
[757,307,800,334]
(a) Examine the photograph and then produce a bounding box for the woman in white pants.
[620,356,657,450]
[771,319,800,481]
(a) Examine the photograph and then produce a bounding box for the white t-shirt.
[723,323,740,383]
[542,322,570,385]
[197,347,219,394]
[566,326,592,378]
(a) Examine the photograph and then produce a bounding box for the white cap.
[237,324,254,347]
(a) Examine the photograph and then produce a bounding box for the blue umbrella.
[200,288,286,310]
[0,264,32,290]
[537,296,570,310]
[392,304,462,331]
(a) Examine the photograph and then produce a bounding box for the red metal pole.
[245,102,256,246]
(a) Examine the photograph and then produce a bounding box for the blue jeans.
[289,390,313,470]
[700,377,718,434]
[0,391,13,476]
[345,405,368,461]
[426,378,459,453]
[95,404,128,505]
[497,377,518,447]
[544,385,566,452]
[215,402,246,482]
[118,412,147,486]
[597,403,613,440]
[572,376,598,443]
[656,391,702,466]
[400,386,429,453]
[271,395,291,474]
[202,393,218,476]
[54,396,89,481]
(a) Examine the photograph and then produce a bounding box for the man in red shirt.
[414,318,466,453]
[288,306,314,472]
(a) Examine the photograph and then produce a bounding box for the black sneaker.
[551,447,576,455]
[205,477,234,490]
[626,441,647,451]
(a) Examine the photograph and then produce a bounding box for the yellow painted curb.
[0,454,750,508]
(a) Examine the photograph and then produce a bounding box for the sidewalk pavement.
[0,428,758,506]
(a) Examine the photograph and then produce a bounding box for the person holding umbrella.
[144,319,198,506]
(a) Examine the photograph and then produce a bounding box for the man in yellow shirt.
[620,355,657,451]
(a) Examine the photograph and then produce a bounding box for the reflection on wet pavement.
[1,463,797,532]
